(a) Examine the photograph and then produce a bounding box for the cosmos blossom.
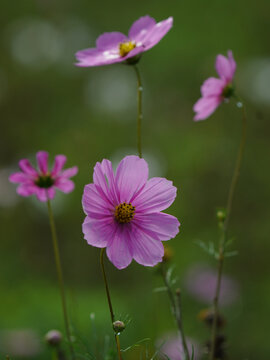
[193,50,237,121]
[75,15,173,67]
[82,155,180,269]
[157,333,201,360]
[9,151,78,202]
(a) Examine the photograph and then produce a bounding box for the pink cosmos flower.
[75,15,173,67]
[193,50,237,121]
[82,155,180,269]
[9,151,78,202]
[157,333,201,360]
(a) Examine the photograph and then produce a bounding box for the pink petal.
[130,224,164,267]
[17,184,37,197]
[54,178,75,193]
[51,155,67,176]
[82,183,114,218]
[215,51,236,82]
[9,172,30,183]
[60,166,78,178]
[193,96,221,121]
[96,32,128,50]
[47,187,56,200]
[106,225,133,269]
[116,155,148,203]
[75,48,123,67]
[201,77,226,97]
[128,15,156,43]
[82,216,114,248]
[19,159,38,176]
[140,17,173,51]
[133,177,177,213]
[93,160,118,206]
[134,212,180,241]
[36,151,49,174]
[36,188,48,202]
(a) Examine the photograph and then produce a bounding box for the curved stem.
[47,200,75,360]
[100,249,123,360]
[210,104,247,360]
[133,65,143,158]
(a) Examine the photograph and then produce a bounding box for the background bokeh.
[1,0,270,359]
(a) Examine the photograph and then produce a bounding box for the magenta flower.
[9,151,78,202]
[82,155,180,269]
[193,50,237,121]
[157,333,201,360]
[75,15,173,67]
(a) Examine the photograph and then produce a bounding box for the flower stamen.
[119,41,136,57]
[114,202,135,223]
[35,174,54,188]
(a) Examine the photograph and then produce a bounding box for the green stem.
[47,200,75,360]
[161,266,190,360]
[100,248,123,360]
[133,65,143,158]
[210,103,247,360]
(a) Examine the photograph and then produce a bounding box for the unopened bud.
[45,330,62,346]
[217,209,226,223]
[198,308,225,328]
[163,245,173,263]
[113,320,125,333]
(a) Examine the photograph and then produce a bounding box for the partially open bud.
[45,330,62,346]
[113,320,125,334]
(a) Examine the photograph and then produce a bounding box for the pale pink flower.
[193,50,236,121]
[82,155,180,269]
[75,15,173,67]
[157,333,201,360]
[9,151,78,202]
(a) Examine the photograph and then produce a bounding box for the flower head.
[157,333,201,360]
[82,155,180,269]
[193,50,236,121]
[9,151,78,202]
[75,15,173,67]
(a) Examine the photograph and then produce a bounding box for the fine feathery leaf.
[153,286,168,293]
[194,239,217,257]
[121,338,151,353]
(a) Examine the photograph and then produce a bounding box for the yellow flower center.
[114,202,135,223]
[119,41,136,57]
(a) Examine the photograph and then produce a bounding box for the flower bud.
[163,245,173,263]
[113,320,125,334]
[216,209,226,223]
[198,308,225,328]
[45,330,62,346]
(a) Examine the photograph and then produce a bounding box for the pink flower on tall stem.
[9,151,78,202]
[75,15,173,67]
[193,50,237,121]
[82,155,180,269]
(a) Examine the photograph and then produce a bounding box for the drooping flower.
[75,15,173,67]
[82,155,180,269]
[9,151,78,202]
[193,50,236,121]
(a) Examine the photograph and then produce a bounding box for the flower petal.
[133,177,177,213]
[140,17,173,51]
[96,32,128,50]
[106,225,133,269]
[36,188,48,202]
[37,151,49,174]
[75,48,123,67]
[19,159,38,176]
[82,216,114,248]
[116,155,148,203]
[82,183,114,218]
[134,212,180,241]
[9,172,30,183]
[128,15,156,43]
[54,178,75,193]
[60,166,78,178]
[51,155,67,176]
[93,159,118,206]
[201,77,225,97]
[47,187,56,200]
[17,184,37,197]
[193,96,221,121]
[215,50,236,82]
[130,224,164,266]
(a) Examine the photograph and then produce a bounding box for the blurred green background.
[1,0,270,358]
